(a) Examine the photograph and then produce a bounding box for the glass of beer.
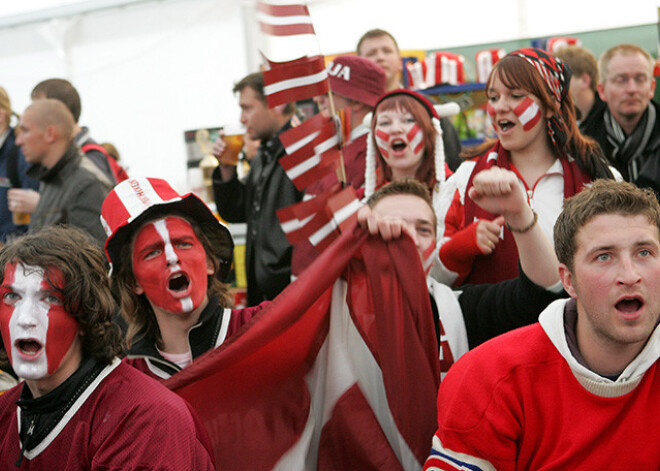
[220,125,245,166]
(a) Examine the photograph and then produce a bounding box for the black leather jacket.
[213,121,303,306]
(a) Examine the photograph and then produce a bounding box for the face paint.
[513,97,542,131]
[422,239,437,277]
[486,103,496,122]
[406,123,424,156]
[375,129,391,158]
[0,263,78,380]
[132,217,210,315]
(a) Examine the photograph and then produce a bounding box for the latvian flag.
[257,1,315,37]
[513,97,542,131]
[166,224,441,471]
[277,184,336,245]
[279,119,340,191]
[304,186,362,252]
[279,112,331,155]
[263,55,329,108]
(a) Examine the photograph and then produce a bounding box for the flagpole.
[325,89,347,184]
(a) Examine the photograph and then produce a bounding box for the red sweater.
[425,299,660,471]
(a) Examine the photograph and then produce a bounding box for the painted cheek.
[41,268,77,375]
[422,239,437,276]
[0,263,17,365]
[166,219,208,310]
[375,129,390,158]
[44,304,78,375]
[513,97,542,131]
[406,124,424,156]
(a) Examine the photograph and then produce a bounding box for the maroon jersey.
[0,360,215,470]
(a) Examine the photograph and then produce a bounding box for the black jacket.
[581,99,660,194]
[213,121,303,306]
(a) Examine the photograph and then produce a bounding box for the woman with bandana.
[434,48,619,287]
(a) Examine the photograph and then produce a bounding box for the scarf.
[462,141,591,285]
[604,105,656,181]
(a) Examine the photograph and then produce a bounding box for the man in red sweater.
[425,179,660,470]
[0,226,215,470]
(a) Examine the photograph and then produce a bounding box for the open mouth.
[16,339,43,356]
[391,139,407,153]
[498,120,515,132]
[168,273,190,293]
[615,296,643,314]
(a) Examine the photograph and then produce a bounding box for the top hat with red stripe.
[101,177,233,280]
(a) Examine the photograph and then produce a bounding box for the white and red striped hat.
[101,177,233,279]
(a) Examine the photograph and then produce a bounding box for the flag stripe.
[264,69,328,95]
[257,2,310,16]
[259,22,315,36]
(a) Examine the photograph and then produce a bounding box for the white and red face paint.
[132,216,210,315]
[0,263,78,380]
[487,96,542,132]
[422,239,437,277]
[375,124,424,159]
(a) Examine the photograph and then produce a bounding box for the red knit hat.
[326,55,386,108]
[101,177,233,280]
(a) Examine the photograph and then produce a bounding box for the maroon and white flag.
[279,119,340,191]
[279,112,330,155]
[263,55,329,108]
[166,226,441,471]
[257,1,316,37]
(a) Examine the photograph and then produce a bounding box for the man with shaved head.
[16,99,112,243]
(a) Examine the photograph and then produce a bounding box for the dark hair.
[366,177,436,231]
[110,212,233,349]
[554,179,660,271]
[0,226,123,364]
[233,72,296,115]
[372,94,438,187]
[356,28,400,55]
[31,78,82,123]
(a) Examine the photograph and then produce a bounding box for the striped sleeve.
[424,434,497,471]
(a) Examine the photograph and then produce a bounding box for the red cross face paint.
[132,216,210,315]
[0,263,78,380]
[513,97,542,131]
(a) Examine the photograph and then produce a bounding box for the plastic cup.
[220,133,244,165]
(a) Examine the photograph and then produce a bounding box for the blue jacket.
[0,128,39,242]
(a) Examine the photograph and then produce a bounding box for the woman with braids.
[0,226,214,469]
[363,88,451,211]
[433,47,620,287]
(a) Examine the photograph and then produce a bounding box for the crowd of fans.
[0,26,658,470]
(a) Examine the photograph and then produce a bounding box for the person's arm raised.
[468,167,559,288]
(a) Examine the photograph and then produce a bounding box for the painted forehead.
[3,263,65,290]
[134,216,196,242]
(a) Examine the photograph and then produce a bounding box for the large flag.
[257,1,316,37]
[166,225,441,470]
[263,55,329,108]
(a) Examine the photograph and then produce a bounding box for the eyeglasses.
[607,74,652,87]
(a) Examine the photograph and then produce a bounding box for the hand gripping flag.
[257,1,316,37]
[263,55,329,108]
[166,224,441,470]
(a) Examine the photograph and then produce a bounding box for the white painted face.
[0,263,78,380]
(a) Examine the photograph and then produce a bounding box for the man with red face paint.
[103,177,259,379]
[0,226,215,470]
